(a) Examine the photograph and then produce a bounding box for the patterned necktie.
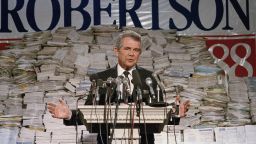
[123,71,131,102]
[123,71,130,79]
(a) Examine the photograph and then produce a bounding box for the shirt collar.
[117,64,135,76]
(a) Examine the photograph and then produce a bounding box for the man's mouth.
[128,59,134,62]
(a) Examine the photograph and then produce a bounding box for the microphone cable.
[109,101,120,143]
[122,104,131,143]
[140,103,149,144]
[131,102,136,143]
[103,85,113,144]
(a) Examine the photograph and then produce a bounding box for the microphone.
[145,77,156,99]
[116,75,124,101]
[90,80,97,95]
[89,79,100,104]
[122,77,131,94]
[105,77,116,87]
[96,79,104,87]
[132,70,143,117]
[132,70,142,88]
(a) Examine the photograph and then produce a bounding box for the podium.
[78,104,173,143]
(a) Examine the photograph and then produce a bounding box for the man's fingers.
[48,109,55,114]
[183,100,190,112]
[47,102,56,107]
[59,99,66,105]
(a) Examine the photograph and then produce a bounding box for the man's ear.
[114,47,119,56]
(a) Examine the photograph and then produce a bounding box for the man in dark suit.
[48,30,189,144]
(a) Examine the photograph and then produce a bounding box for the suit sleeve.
[63,74,99,125]
[63,109,85,126]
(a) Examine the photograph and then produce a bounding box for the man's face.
[114,37,141,70]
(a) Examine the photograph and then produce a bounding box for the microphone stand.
[109,80,122,144]
[103,84,115,144]
[75,92,89,144]
[136,86,142,117]
[109,100,120,144]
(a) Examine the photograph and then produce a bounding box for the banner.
[0,0,255,38]
[206,34,256,77]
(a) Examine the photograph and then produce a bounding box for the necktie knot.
[123,71,130,78]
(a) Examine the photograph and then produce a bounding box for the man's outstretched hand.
[175,96,190,118]
[47,99,72,120]
[179,100,190,117]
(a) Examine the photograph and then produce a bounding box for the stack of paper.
[0,56,15,81]
[87,53,108,75]
[225,77,251,126]
[154,125,183,144]
[23,92,45,130]
[188,69,219,89]
[246,78,256,123]
[164,41,194,77]
[47,28,70,46]
[137,50,154,71]
[153,55,171,70]
[0,127,19,144]
[141,35,152,50]
[179,88,205,127]
[43,112,87,144]
[2,95,23,114]
[184,128,215,143]
[16,127,36,144]
[215,126,246,144]
[92,25,119,45]
[78,31,94,44]
[106,50,118,68]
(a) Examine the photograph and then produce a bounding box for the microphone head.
[106,77,115,87]
[116,75,124,84]
[122,77,129,85]
[96,79,104,87]
[132,69,142,87]
[123,77,131,93]
[145,77,153,86]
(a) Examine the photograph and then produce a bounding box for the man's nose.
[128,50,135,56]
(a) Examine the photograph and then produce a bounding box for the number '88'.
[208,43,253,77]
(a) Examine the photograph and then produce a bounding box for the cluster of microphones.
[88,70,160,105]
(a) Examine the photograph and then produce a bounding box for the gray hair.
[115,30,141,49]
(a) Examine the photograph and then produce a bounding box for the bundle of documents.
[164,61,194,78]
[137,50,154,71]
[1,96,23,127]
[245,77,256,123]
[141,35,152,50]
[0,56,15,81]
[87,53,108,75]
[47,27,75,46]
[149,43,164,57]
[16,127,36,144]
[43,112,87,144]
[188,65,220,89]
[23,92,45,130]
[106,50,118,68]
[225,77,251,126]
[147,30,167,47]
[1,25,256,144]
[77,31,94,44]
[153,55,171,70]
[0,127,19,144]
